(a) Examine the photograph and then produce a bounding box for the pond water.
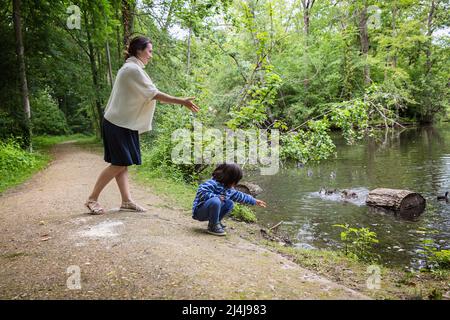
[247,124,450,269]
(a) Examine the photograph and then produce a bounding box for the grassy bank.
[0,134,97,194]
[259,240,449,300]
[32,134,99,150]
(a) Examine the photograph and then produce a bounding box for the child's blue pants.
[193,197,234,225]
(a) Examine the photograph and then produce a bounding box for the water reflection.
[248,124,450,268]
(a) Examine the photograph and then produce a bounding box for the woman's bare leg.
[115,167,132,203]
[115,167,146,211]
[88,165,126,201]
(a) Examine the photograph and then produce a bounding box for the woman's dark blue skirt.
[102,118,141,166]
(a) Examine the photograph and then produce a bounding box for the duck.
[341,190,358,199]
[319,187,337,195]
[437,191,448,201]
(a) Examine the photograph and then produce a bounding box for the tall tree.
[12,0,31,150]
[122,0,136,47]
[425,0,437,74]
[300,0,315,37]
[358,0,371,85]
[300,0,315,102]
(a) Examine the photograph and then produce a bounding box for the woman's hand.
[183,97,199,113]
[153,92,200,112]
[255,199,267,208]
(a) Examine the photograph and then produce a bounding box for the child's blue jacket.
[192,178,256,214]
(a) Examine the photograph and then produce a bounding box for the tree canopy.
[1,0,449,166]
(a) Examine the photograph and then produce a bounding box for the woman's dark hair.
[125,36,152,60]
[212,163,243,188]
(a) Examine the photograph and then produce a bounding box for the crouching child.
[192,163,267,236]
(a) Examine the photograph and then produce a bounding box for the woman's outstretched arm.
[153,92,199,113]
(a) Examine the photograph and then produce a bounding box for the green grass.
[0,134,97,194]
[231,204,257,223]
[131,168,197,212]
[0,151,49,194]
[257,239,450,300]
[33,134,98,150]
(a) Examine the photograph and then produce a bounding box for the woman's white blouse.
[104,56,159,134]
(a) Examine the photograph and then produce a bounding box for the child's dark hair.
[212,163,243,188]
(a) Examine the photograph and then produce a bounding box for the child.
[192,163,267,236]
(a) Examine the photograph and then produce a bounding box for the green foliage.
[419,239,450,271]
[139,107,203,183]
[1,0,449,187]
[226,66,282,130]
[230,203,257,223]
[0,135,93,193]
[0,139,45,193]
[0,111,23,141]
[330,99,370,144]
[32,134,95,150]
[30,89,70,135]
[333,224,380,263]
[280,119,336,163]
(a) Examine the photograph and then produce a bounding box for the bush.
[0,110,24,141]
[31,89,70,135]
[0,139,43,192]
[419,239,450,271]
[230,204,257,223]
[333,224,380,263]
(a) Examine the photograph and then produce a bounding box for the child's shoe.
[207,223,226,236]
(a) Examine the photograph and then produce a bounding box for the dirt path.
[0,142,369,299]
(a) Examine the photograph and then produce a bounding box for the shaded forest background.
[0,0,449,180]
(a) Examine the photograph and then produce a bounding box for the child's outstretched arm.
[229,190,267,207]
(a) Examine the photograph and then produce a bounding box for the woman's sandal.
[85,200,105,215]
[120,201,147,212]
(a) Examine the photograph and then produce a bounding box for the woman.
[85,36,199,214]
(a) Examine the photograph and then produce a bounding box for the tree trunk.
[102,6,114,87]
[115,5,122,62]
[366,188,426,218]
[426,0,436,75]
[84,12,103,137]
[162,0,176,33]
[391,3,398,69]
[186,27,192,74]
[12,0,32,151]
[105,40,114,88]
[301,0,314,37]
[358,3,371,85]
[122,0,135,47]
[300,0,315,103]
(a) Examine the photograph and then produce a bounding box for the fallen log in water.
[366,188,426,218]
